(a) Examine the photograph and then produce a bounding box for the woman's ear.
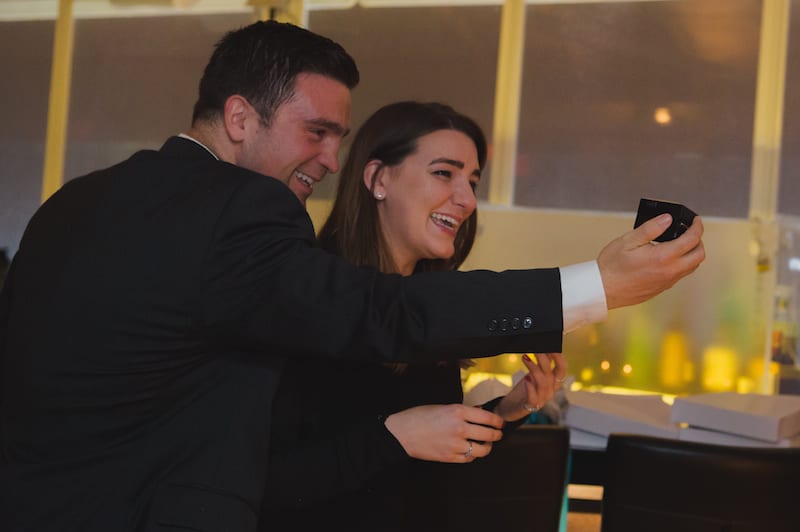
[363,159,386,200]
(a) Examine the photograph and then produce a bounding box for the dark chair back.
[443,425,570,532]
[601,433,800,532]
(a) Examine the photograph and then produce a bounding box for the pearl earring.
[375,191,384,200]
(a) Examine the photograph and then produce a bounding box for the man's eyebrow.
[430,157,482,177]
[307,118,349,137]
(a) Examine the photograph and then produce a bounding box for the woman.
[261,102,566,530]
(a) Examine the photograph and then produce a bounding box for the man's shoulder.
[52,138,302,220]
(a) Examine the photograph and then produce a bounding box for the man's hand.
[598,213,705,310]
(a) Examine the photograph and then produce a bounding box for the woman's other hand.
[384,404,504,463]
[493,353,567,422]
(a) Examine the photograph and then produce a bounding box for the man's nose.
[320,141,341,174]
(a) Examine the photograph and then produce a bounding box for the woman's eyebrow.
[429,157,481,177]
[429,157,463,168]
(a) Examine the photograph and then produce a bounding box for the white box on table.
[670,393,800,443]
[564,390,678,439]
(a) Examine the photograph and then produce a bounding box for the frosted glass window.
[0,21,53,256]
[515,0,761,218]
[779,0,800,216]
[65,14,252,181]
[308,5,501,200]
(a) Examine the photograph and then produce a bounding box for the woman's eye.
[470,181,479,192]
[433,169,452,178]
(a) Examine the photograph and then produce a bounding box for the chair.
[601,433,800,532]
[443,425,570,532]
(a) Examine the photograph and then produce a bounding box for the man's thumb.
[631,213,672,246]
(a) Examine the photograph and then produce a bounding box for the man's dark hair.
[192,20,359,126]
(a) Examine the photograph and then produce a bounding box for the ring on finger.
[465,441,473,458]
[524,403,539,413]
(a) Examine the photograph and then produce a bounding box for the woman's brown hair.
[317,101,487,274]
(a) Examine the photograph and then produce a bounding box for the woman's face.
[375,129,480,275]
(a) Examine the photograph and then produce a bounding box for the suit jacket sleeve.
[201,174,564,364]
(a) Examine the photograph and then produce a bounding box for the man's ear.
[223,95,254,143]
[363,159,386,199]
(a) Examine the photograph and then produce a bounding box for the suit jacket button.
[522,316,533,329]
[487,319,498,332]
[500,318,509,332]
[511,317,521,330]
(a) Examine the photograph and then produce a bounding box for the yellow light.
[654,107,672,125]
[600,360,611,371]
[580,367,595,382]
[461,372,514,394]
[701,345,738,391]
[682,360,695,383]
[737,376,756,393]
[622,364,633,375]
[659,330,690,388]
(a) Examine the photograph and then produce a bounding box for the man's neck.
[184,124,234,164]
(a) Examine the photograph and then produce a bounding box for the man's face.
[239,73,351,205]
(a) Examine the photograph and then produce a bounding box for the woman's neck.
[397,261,416,277]
[384,240,417,276]
[388,252,418,277]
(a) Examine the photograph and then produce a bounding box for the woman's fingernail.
[522,354,531,362]
[525,375,533,382]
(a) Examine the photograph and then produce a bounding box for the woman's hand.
[384,404,504,463]
[493,353,567,422]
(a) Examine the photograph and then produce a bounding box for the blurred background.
[3,0,800,397]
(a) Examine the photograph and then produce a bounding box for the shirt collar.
[177,133,219,161]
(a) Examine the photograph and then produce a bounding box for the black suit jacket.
[0,137,563,531]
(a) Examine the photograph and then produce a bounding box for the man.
[0,248,8,289]
[0,20,704,532]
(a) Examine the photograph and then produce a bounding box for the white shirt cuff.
[560,260,608,334]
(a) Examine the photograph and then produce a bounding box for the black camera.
[634,198,697,242]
